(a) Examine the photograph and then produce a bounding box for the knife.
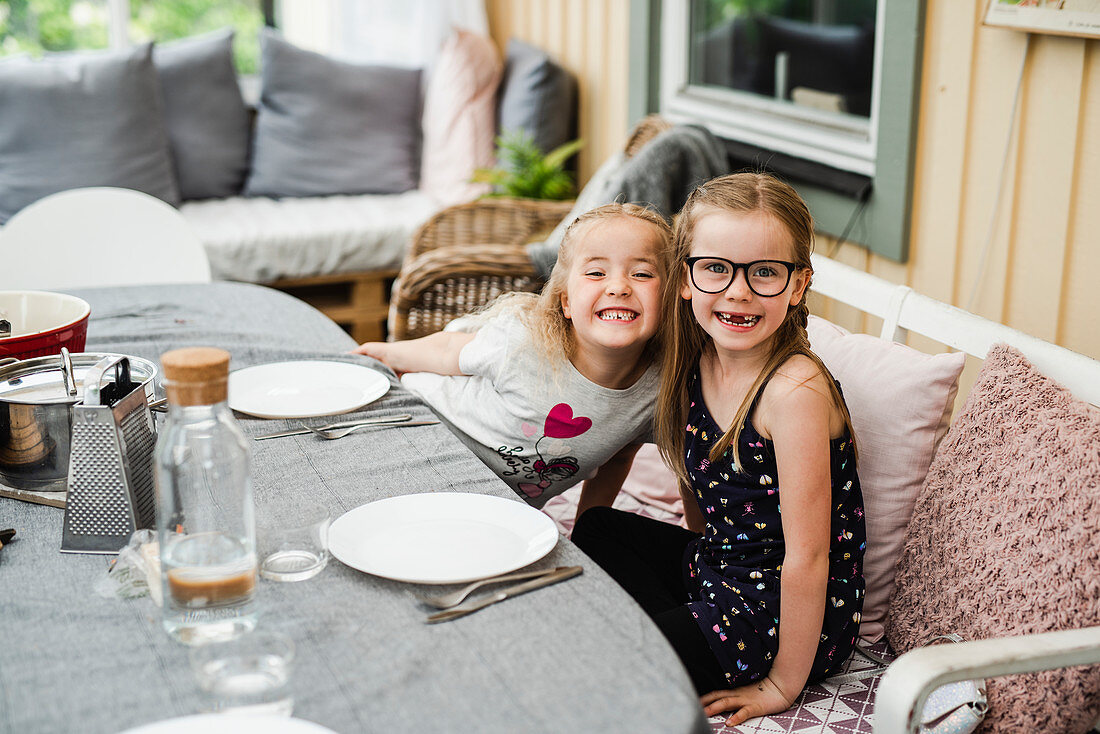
[253,413,414,440]
[426,565,583,624]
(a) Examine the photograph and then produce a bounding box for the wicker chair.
[388,115,673,340]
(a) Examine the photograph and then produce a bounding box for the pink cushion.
[886,344,1100,733]
[419,29,501,205]
[807,316,964,642]
[620,444,689,526]
[619,315,965,642]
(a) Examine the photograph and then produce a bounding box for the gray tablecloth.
[0,283,708,734]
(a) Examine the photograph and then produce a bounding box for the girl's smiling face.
[561,216,664,359]
[682,208,809,362]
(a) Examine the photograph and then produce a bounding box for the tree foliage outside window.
[130,0,262,73]
[1,0,109,55]
[0,0,262,73]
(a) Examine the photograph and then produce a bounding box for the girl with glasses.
[572,173,866,726]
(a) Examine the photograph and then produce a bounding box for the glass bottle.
[155,347,257,644]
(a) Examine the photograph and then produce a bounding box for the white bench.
[807,254,1100,734]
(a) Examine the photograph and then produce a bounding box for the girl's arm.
[574,443,642,522]
[701,362,836,725]
[352,331,475,376]
[679,483,706,533]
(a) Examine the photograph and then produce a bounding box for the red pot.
[0,291,91,360]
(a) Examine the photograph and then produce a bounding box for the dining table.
[0,282,710,734]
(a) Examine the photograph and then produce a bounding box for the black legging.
[571,506,729,694]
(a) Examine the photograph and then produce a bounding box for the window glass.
[129,0,263,73]
[0,0,110,56]
[0,0,263,74]
[688,0,877,119]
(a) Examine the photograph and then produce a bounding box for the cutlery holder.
[61,356,157,554]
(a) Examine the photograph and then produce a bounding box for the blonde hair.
[485,202,674,367]
[655,173,857,485]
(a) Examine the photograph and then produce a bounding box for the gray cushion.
[154,28,251,200]
[498,39,577,154]
[0,43,179,224]
[244,29,422,198]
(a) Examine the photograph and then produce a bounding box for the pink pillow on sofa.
[807,315,964,641]
[620,315,965,642]
[620,444,688,526]
[886,344,1100,732]
[420,29,501,205]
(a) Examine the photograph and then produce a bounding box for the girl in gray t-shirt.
[355,203,672,517]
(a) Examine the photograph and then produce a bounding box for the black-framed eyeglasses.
[685,257,799,297]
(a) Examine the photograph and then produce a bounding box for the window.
[0,0,267,73]
[641,0,925,261]
[677,0,878,175]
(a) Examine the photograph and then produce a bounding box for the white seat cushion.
[181,191,443,282]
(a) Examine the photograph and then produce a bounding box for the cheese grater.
[61,356,157,554]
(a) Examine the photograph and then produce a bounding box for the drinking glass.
[190,629,295,715]
[259,514,330,583]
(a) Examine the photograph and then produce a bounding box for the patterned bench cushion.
[711,641,894,734]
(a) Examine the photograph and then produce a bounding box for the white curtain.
[279,0,488,71]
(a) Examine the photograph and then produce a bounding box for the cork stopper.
[160,347,231,407]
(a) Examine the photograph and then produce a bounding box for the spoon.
[415,567,564,609]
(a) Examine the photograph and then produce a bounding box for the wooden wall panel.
[485,0,630,184]
[1058,43,1100,355]
[1003,37,1083,342]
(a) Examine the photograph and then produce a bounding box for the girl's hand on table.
[700,675,795,727]
[352,342,406,377]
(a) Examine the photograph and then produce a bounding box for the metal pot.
[0,351,157,491]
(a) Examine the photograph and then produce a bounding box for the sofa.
[540,255,1100,734]
[0,28,576,341]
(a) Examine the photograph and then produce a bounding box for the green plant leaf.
[472,128,582,200]
[544,138,585,170]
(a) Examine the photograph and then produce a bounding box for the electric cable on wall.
[965,33,1031,311]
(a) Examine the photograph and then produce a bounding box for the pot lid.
[0,352,157,405]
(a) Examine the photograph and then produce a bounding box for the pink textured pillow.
[419,29,501,205]
[807,315,965,641]
[886,344,1100,733]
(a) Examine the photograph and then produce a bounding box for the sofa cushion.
[807,316,964,643]
[153,28,251,200]
[419,29,501,206]
[180,191,442,282]
[886,343,1100,733]
[498,38,576,154]
[0,43,179,224]
[245,29,422,198]
[606,315,965,644]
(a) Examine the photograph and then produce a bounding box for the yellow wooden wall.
[485,0,632,183]
[488,0,1100,372]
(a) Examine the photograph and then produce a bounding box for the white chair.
[0,187,211,289]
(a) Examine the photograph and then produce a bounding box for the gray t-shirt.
[401,313,659,508]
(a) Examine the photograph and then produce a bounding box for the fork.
[301,420,438,440]
[415,567,562,609]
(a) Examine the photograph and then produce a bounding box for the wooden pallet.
[266,269,399,344]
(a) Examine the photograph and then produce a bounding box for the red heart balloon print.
[544,403,592,439]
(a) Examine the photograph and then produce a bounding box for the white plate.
[228,361,389,419]
[329,493,559,584]
[118,714,337,734]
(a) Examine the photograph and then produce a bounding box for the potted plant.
[471,129,584,200]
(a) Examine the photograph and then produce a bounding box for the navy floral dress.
[683,367,866,686]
